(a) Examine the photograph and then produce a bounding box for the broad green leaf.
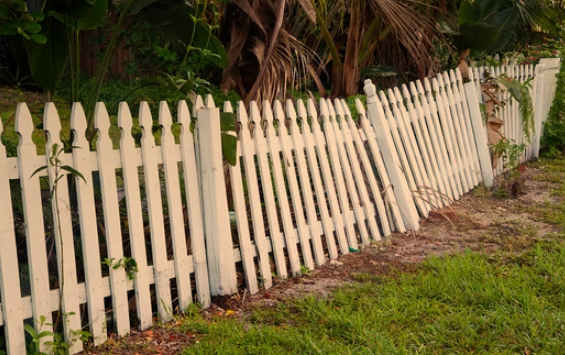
[221,133,238,166]
[486,8,519,53]
[23,21,41,34]
[25,16,69,92]
[29,33,47,44]
[61,165,87,182]
[457,23,498,51]
[0,5,8,19]
[30,165,48,178]
[220,112,236,132]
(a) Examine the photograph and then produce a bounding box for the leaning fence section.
[0,59,561,355]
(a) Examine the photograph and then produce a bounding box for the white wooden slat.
[340,99,389,238]
[115,103,152,330]
[412,81,455,203]
[324,99,365,248]
[441,72,474,191]
[337,100,383,236]
[363,80,419,230]
[404,84,449,208]
[446,70,478,187]
[15,103,53,351]
[436,75,472,193]
[389,88,432,216]
[464,70,494,187]
[0,115,26,354]
[177,101,211,306]
[197,97,238,296]
[355,99,405,233]
[454,69,483,187]
[227,106,261,284]
[420,79,461,200]
[94,102,130,336]
[295,100,332,265]
[307,100,352,254]
[253,102,301,276]
[159,102,193,310]
[493,66,504,176]
[429,78,465,196]
[379,90,429,217]
[281,101,319,266]
[223,102,259,294]
[44,103,83,354]
[138,102,174,316]
[236,101,279,283]
[272,101,314,269]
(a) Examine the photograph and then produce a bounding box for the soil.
[82,164,562,354]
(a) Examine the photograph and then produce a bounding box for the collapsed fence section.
[0,60,561,354]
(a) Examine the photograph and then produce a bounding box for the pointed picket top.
[139,102,155,144]
[261,100,274,138]
[286,99,298,125]
[319,98,329,121]
[117,102,134,142]
[223,101,234,113]
[249,101,261,125]
[355,98,370,128]
[448,70,458,86]
[401,84,412,103]
[193,96,205,117]
[431,78,441,94]
[269,99,282,125]
[409,82,419,99]
[71,103,89,149]
[44,102,64,150]
[333,98,345,121]
[424,77,433,94]
[94,102,112,145]
[177,100,191,129]
[392,87,405,112]
[307,99,318,121]
[339,99,355,122]
[437,72,447,91]
[0,113,4,144]
[325,99,336,120]
[455,68,464,83]
[205,95,216,109]
[159,101,175,146]
[237,101,249,126]
[416,80,426,96]
[296,99,307,122]
[378,91,390,107]
[15,103,35,149]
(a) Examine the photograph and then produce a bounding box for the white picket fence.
[0,61,560,354]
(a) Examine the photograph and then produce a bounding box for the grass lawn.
[173,158,565,355]
[177,239,565,355]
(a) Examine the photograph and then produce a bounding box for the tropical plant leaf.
[221,133,238,166]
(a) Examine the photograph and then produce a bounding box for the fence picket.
[44,103,82,354]
[295,100,333,265]
[138,102,173,317]
[404,84,448,208]
[196,98,237,296]
[325,100,365,247]
[116,103,152,330]
[285,100,326,264]
[15,103,54,351]
[236,101,281,282]
[308,100,352,254]
[256,102,301,276]
[355,99,405,233]
[0,116,26,354]
[273,101,314,268]
[160,102,193,310]
[340,99,389,237]
[223,102,259,294]
[389,88,432,215]
[429,79,465,196]
[94,102,130,336]
[453,69,482,187]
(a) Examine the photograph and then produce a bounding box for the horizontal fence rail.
[0,60,560,354]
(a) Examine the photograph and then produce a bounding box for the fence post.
[532,60,547,158]
[196,105,237,296]
[363,79,420,231]
[464,70,494,187]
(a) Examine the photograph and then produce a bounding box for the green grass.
[180,241,565,354]
[175,157,565,355]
